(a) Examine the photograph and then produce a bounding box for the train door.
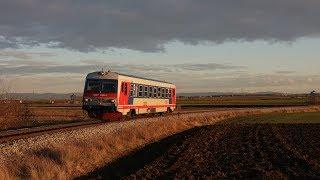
[169,88,176,105]
[119,81,130,105]
[172,88,176,105]
[128,84,134,105]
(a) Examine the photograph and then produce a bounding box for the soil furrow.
[81,124,320,179]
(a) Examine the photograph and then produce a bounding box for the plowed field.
[82,114,320,179]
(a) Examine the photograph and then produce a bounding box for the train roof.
[87,71,175,85]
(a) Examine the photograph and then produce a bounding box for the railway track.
[0,120,104,144]
[0,108,234,144]
[0,105,309,144]
[28,104,307,109]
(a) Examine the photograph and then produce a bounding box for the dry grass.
[0,103,35,130]
[30,107,88,122]
[0,106,320,179]
[0,105,88,130]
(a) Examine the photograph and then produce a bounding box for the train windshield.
[85,79,118,93]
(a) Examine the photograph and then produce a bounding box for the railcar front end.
[82,72,122,120]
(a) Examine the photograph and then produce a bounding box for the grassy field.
[226,112,320,124]
[22,94,317,107]
[0,104,88,131]
[178,95,311,106]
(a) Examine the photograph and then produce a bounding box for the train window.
[144,86,148,97]
[101,80,117,93]
[85,79,118,93]
[153,87,157,98]
[138,85,143,97]
[124,83,128,95]
[162,88,165,98]
[169,89,171,97]
[149,86,153,98]
[121,82,125,92]
[165,88,168,98]
[135,84,138,97]
[130,84,134,97]
[86,81,101,92]
[158,87,161,98]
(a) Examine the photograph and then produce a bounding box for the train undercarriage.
[83,105,123,121]
[83,105,173,121]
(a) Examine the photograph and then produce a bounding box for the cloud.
[0,50,55,59]
[171,73,320,93]
[275,70,296,74]
[0,60,58,68]
[176,63,246,71]
[5,74,85,93]
[0,64,96,75]
[1,0,320,51]
[0,60,244,76]
[3,69,320,93]
[0,58,318,93]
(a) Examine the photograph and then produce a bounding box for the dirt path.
[81,124,320,179]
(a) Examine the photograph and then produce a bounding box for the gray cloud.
[1,0,320,51]
[0,64,96,75]
[0,60,244,76]
[6,74,85,93]
[3,69,320,93]
[0,50,55,59]
[176,63,246,71]
[275,70,296,74]
[0,60,58,68]
[2,59,319,93]
[169,73,320,93]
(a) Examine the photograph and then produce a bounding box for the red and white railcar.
[82,71,176,120]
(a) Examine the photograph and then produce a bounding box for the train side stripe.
[118,104,176,109]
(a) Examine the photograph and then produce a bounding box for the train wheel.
[88,111,98,119]
[128,109,137,118]
[166,107,173,113]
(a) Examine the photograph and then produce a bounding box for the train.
[82,71,176,120]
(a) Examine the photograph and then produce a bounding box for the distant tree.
[0,77,12,100]
[0,77,34,123]
[307,90,318,105]
[70,93,76,104]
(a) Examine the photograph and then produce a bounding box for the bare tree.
[0,77,35,129]
[307,90,320,105]
[0,77,13,100]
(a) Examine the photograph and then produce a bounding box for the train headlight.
[111,99,115,103]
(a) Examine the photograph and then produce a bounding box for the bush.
[0,103,36,130]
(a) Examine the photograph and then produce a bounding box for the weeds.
[0,106,319,179]
[0,103,36,130]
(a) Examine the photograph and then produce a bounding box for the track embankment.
[0,106,319,179]
[0,120,103,144]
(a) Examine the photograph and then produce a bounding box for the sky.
[1,0,320,93]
